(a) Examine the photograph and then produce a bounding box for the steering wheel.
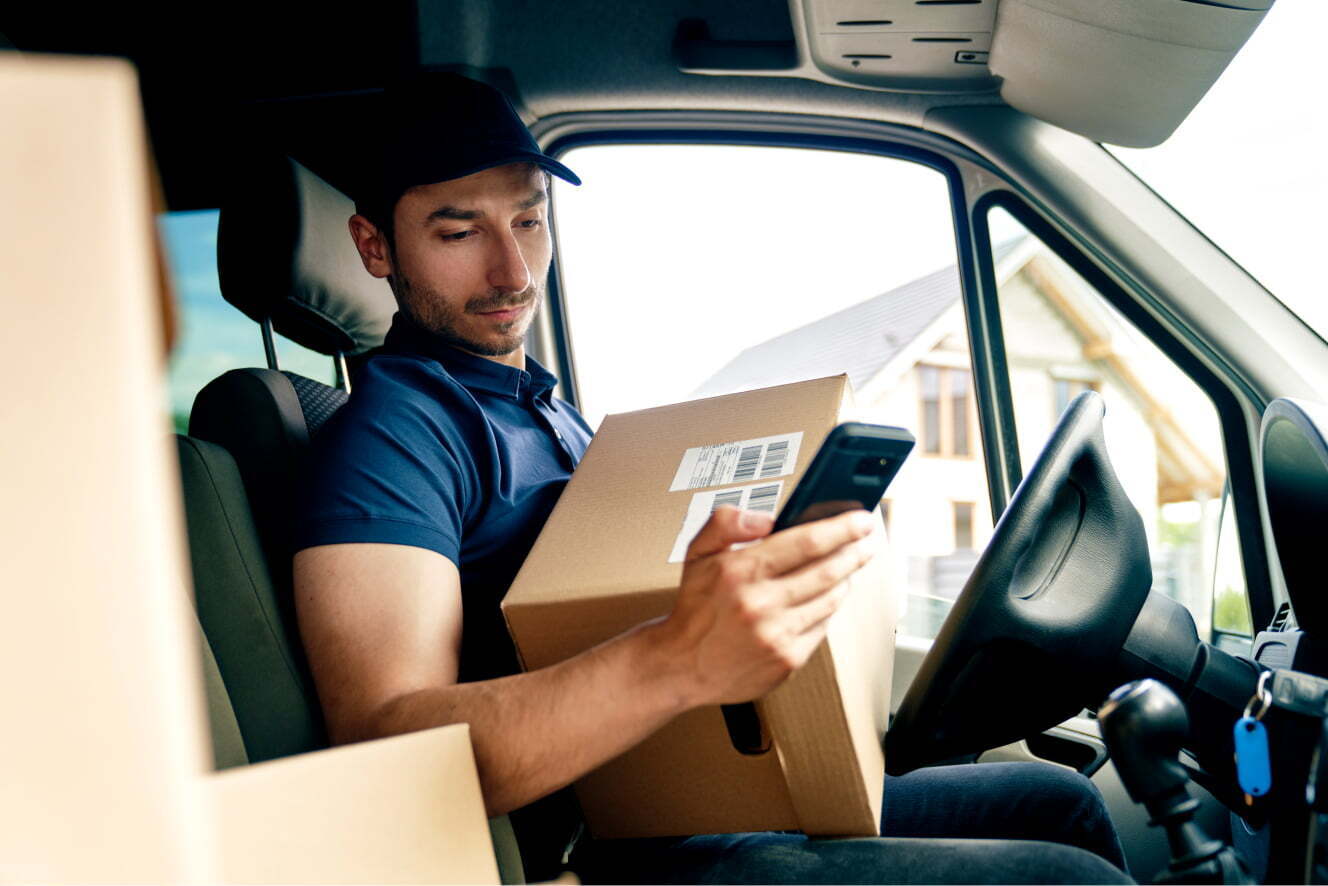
[885,391,1153,774]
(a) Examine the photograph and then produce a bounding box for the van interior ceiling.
[0,0,1270,209]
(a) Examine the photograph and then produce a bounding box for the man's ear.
[348,214,394,279]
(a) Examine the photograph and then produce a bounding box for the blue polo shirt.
[294,314,594,683]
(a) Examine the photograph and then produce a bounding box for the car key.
[1235,669,1273,805]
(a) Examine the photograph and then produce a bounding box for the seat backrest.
[184,156,394,762]
[190,367,346,603]
[178,433,325,763]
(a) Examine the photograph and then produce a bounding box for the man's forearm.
[351,619,692,816]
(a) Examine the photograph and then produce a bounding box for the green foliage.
[1214,586,1253,636]
[1159,517,1200,548]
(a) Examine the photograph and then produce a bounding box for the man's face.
[381,163,553,360]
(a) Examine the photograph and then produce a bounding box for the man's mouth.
[470,302,525,328]
[472,292,533,320]
[474,301,530,322]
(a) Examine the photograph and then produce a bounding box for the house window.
[920,366,942,454]
[953,502,975,550]
[951,370,971,456]
[917,365,974,458]
[1052,377,1098,422]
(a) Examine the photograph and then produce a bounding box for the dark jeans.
[573,761,1131,884]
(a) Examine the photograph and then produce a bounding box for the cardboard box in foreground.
[503,375,898,839]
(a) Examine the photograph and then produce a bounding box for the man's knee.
[1019,763,1109,818]
[985,762,1124,869]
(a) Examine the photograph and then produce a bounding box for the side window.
[160,209,335,431]
[985,205,1250,647]
[552,143,988,642]
[1212,485,1253,652]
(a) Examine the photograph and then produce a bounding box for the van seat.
[182,155,394,763]
[177,433,326,763]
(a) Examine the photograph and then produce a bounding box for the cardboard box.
[502,375,897,839]
[209,723,500,884]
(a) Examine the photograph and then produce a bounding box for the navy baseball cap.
[363,73,580,223]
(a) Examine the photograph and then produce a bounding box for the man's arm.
[294,506,877,817]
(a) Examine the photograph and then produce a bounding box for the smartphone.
[772,422,915,532]
[722,422,914,756]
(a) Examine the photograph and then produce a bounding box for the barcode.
[759,440,789,478]
[711,490,744,512]
[733,445,763,483]
[747,483,781,513]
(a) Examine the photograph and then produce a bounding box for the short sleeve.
[292,375,474,566]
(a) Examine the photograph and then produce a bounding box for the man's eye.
[516,219,542,230]
[441,230,474,241]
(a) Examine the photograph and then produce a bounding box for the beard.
[391,265,542,357]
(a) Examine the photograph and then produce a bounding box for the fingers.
[775,532,876,607]
[765,581,849,675]
[756,508,876,577]
[685,506,775,561]
[775,591,843,671]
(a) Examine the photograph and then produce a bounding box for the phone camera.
[854,455,890,476]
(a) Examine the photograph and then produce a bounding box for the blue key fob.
[1234,716,1272,797]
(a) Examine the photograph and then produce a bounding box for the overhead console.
[677,0,1273,146]
[799,0,1000,93]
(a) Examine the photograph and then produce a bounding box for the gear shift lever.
[1099,679,1252,884]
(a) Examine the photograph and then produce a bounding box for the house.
[695,235,1226,640]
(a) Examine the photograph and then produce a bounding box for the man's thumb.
[686,506,774,561]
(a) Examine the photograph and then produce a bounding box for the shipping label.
[667,480,785,564]
[668,432,802,492]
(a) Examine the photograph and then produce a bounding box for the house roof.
[693,237,1026,397]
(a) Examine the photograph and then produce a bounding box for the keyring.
[1243,669,1273,722]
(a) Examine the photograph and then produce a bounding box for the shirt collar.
[382,312,559,402]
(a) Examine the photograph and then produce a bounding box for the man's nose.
[487,229,532,294]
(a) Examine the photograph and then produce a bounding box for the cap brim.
[533,154,581,187]
[416,150,581,188]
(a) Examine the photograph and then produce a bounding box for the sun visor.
[989,0,1272,147]
[1260,399,1328,636]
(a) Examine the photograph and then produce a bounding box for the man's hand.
[652,505,878,707]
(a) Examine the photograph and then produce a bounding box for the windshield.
[1107,2,1328,340]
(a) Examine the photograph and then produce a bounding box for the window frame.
[540,123,1022,521]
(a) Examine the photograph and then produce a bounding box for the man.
[293,74,1128,884]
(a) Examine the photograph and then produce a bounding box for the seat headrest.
[217,157,396,356]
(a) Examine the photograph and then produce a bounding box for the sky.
[160,210,332,423]
[552,145,959,426]
[1109,1,1328,337]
